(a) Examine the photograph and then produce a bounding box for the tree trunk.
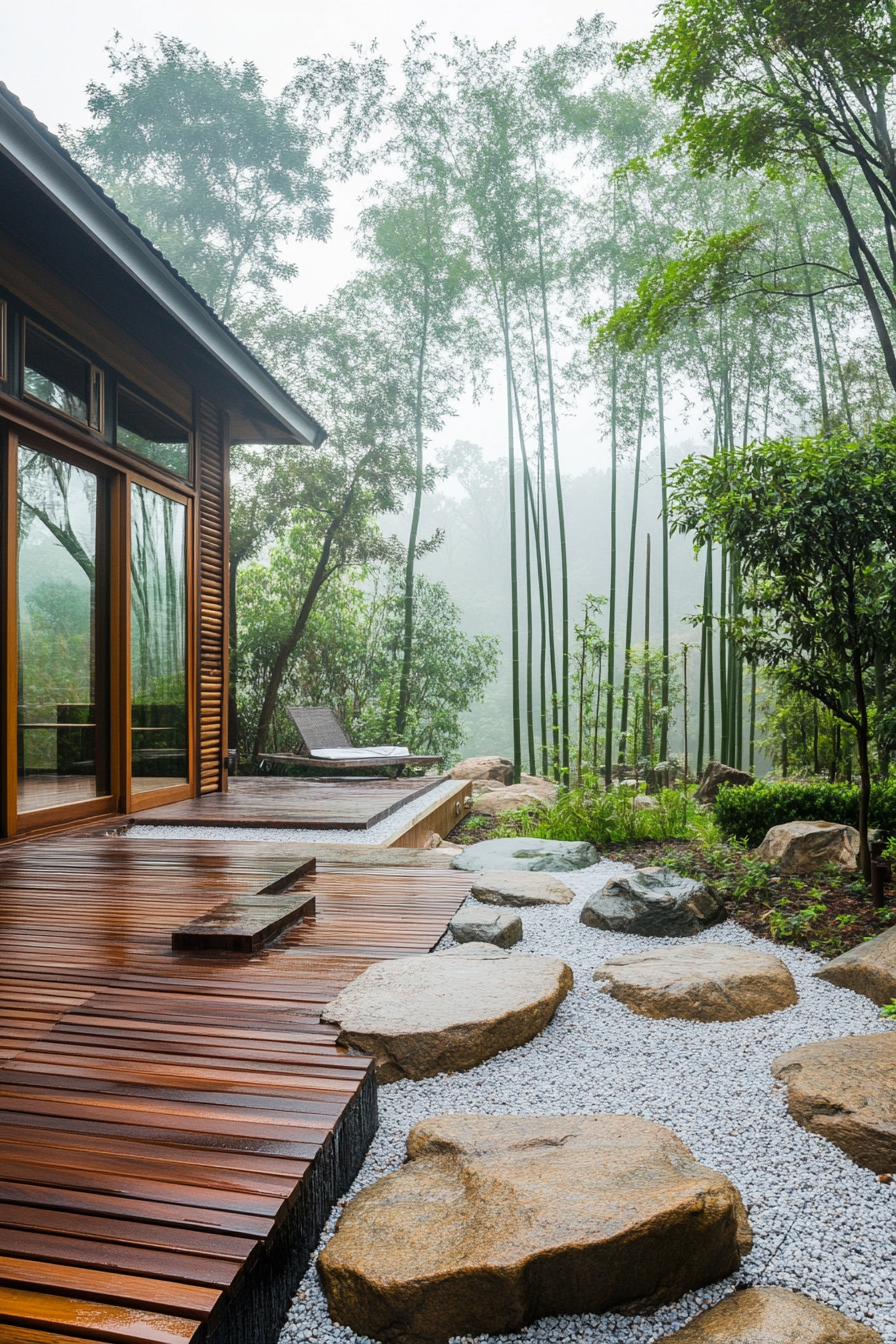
[535,173,569,782]
[656,352,670,772]
[853,650,872,881]
[252,512,345,760]
[502,277,522,782]
[513,374,536,775]
[396,294,430,737]
[619,365,647,767]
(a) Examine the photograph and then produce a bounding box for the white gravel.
[128,778,460,845]
[278,857,896,1344]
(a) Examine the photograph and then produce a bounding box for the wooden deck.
[128,777,444,831]
[0,838,472,1344]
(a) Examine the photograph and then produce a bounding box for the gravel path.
[129,778,460,846]
[279,857,896,1344]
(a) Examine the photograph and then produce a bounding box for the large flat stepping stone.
[318,1112,752,1343]
[320,944,572,1082]
[814,923,896,1006]
[771,1033,896,1172]
[449,906,522,947]
[581,866,724,936]
[593,943,798,1021]
[452,837,598,872]
[471,869,573,907]
[757,820,860,873]
[657,1287,882,1343]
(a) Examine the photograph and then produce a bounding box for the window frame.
[20,317,104,435]
[116,381,193,484]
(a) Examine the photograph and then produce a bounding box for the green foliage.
[494,784,694,847]
[881,1001,896,1018]
[713,779,896,846]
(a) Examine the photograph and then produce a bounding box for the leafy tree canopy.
[67,35,331,325]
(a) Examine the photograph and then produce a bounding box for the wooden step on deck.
[0,839,472,1344]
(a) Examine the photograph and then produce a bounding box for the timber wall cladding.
[197,398,227,793]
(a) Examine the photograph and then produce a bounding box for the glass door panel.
[17,446,107,813]
[130,483,188,794]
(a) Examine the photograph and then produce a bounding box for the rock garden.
[278,760,896,1344]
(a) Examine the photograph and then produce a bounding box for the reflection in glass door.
[130,483,188,794]
[17,447,107,813]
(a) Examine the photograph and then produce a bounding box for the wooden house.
[0,83,324,840]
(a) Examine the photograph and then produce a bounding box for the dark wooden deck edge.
[204,1064,378,1344]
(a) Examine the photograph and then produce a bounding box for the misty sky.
[3,0,677,475]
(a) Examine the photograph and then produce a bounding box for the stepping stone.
[471,869,573,907]
[449,906,522,948]
[320,944,572,1082]
[581,867,724,937]
[657,1286,882,1343]
[771,1033,896,1172]
[317,1112,752,1343]
[756,820,860,873]
[593,944,798,1021]
[452,837,599,873]
[814,923,896,1006]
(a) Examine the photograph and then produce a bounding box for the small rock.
[771,1033,896,1172]
[592,944,798,1021]
[449,907,522,948]
[694,761,754,804]
[581,866,724,937]
[449,755,514,784]
[814,924,896,1006]
[632,794,659,811]
[317,1113,752,1344]
[470,869,574,907]
[452,837,599,873]
[420,831,442,849]
[320,944,572,1082]
[656,1286,882,1343]
[756,820,860,873]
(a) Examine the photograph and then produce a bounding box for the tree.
[668,424,896,878]
[68,35,331,327]
[245,282,432,759]
[623,0,896,393]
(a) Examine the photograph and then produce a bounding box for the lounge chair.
[258,706,443,777]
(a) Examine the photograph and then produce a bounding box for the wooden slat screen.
[196,399,227,793]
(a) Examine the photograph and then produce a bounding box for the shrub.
[714,779,896,847]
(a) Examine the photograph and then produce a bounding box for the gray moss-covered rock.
[581,866,724,937]
[452,837,599,873]
[449,907,522,948]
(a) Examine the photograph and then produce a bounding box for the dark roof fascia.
[0,84,326,448]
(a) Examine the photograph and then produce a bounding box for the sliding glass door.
[17,445,108,813]
[130,482,188,795]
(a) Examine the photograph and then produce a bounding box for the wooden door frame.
[0,418,199,835]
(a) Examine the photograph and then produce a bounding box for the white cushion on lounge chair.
[309,745,411,759]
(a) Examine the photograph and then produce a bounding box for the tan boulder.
[318,1113,752,1344]
[771,1033,896,1172]
[695,761,754,804]
[814,923,896,1006]
[448,755,513,784]
[320,944,572,1082]
[657,1287,882,1344]
[756,820,860,873]
[470,869,574,906]
[471,782,555,816]
[633,794,660,811]
[593,943,798,1021]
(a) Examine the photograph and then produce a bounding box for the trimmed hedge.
[714,779,896,847]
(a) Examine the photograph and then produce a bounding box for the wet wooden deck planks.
[0,838,472,1344]
[127,776,444,831]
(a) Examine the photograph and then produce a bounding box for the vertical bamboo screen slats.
[197,399,227,794]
